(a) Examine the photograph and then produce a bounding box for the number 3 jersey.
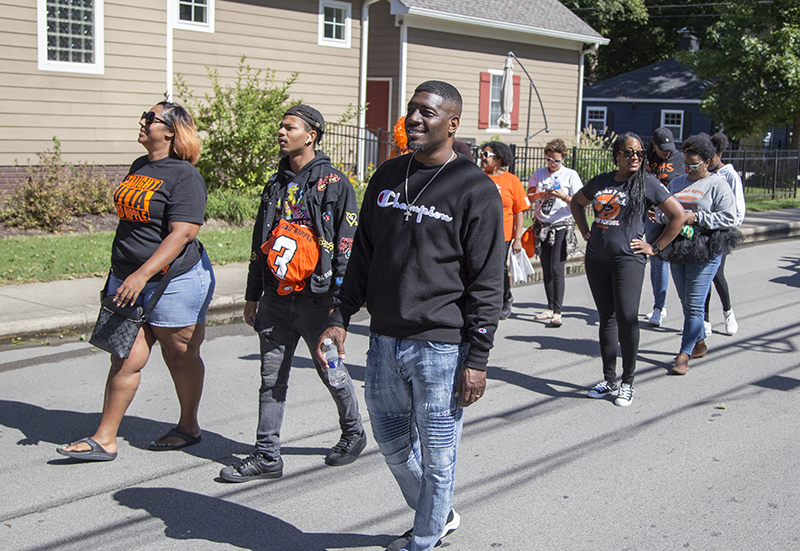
[261,219,320,295]
[245,152,359,300]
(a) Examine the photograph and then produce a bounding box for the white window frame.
[585,106,607,132]
[661,110,684,142]
[318,0,351,49]
[37,0,104,74]
[172,0,215,33]
[486,69,510,133]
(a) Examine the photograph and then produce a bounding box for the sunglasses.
[480,151,497,159]
[141,111,169,126]
[622,148,645,160]
[686,160,704,169]
[546,156,563,164]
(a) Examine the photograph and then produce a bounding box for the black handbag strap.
[142,251,185,319]
[101,249,187,320]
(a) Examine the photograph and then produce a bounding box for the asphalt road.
[1,239,799,551]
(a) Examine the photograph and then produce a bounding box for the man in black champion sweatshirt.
[317,81,504,551]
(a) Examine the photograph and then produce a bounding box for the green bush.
[205,187,260,224]
[0,139,114,231]
[175,56,298,191]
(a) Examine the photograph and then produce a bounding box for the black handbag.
[89,255,184,359]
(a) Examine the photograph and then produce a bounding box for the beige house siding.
[366,0,401,121]
[0,0,168,167]
[0,0,363,169]
[174,1,363,127]
[404,27,582,147]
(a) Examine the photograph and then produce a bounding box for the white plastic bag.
[510,250,536,284]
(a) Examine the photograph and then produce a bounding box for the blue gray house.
[581,56,714,144]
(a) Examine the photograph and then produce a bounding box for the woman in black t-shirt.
[58,102,215,462]
[570,133,685,407]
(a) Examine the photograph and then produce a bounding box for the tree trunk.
[792,113,800,150]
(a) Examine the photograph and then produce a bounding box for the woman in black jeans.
[571,132,685,407]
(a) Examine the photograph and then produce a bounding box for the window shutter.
[479,72,491,129]
[606,110,614,134]
[511,75,521,130]
[653,111,661,132]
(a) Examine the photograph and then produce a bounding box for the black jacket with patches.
[245,152,358,300]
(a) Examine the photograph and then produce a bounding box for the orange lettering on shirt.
[114,174,164,222]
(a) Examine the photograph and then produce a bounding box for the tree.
[564,0,718,83]
[175,56,298,190]
[680,0,800,148]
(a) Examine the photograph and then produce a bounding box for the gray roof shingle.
[395,0,606,43]
[583,58,707,100]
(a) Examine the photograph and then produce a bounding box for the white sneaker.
[442,509,460,538]
[723,310,738,335]
[615,383,635,407]
[386,509,460,551]
[648,308,665,327]
[704,320,713,336]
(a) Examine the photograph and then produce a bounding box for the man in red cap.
[220,104,366,482]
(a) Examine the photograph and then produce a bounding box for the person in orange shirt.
[480,141,530,319]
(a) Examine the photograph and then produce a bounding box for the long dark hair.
[611,132,648,223]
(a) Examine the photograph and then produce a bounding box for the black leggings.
[585,254,645,386]
[540,228,568,314]
[705,253,731,320]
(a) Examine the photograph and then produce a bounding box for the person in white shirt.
[527,139,583,327]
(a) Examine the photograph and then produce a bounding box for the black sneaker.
[500,296,514,320]
[385,509,459,550]
[325,430,367,466]
[219,453,283,482]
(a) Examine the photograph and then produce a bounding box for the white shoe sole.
[442,509,460,537]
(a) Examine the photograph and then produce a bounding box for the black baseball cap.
[652,127,676,151]
[284,104,325,144]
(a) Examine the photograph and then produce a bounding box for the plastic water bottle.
[552,173,560,191]
[322,338,347,388]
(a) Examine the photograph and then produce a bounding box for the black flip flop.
[148,427,202,451]
[56,437,117,462]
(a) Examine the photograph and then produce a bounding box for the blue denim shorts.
[108,250,215,328]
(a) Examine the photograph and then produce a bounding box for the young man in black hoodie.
[318,82,504,551]
[220,105,366,482]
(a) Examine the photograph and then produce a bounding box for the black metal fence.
[325,124,800,199]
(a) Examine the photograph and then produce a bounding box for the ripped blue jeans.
[365,334,467,551]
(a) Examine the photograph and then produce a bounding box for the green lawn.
[0,226,252,285]
[2,194,798,286]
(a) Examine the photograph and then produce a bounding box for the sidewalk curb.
[1,216,798,342]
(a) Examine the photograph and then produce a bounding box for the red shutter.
[478,72,491,129]
[511,75,521,130]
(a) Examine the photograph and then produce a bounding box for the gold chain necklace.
[403,151,456,223]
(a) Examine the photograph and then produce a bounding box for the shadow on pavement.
[0,400,252,463]
[114,487,389,550]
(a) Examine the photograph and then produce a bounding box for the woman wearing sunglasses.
[57,102,215,461]
[527,138,583,328]
[571,132,685,406]
[479,141,530,319]
[651,133,740,375]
